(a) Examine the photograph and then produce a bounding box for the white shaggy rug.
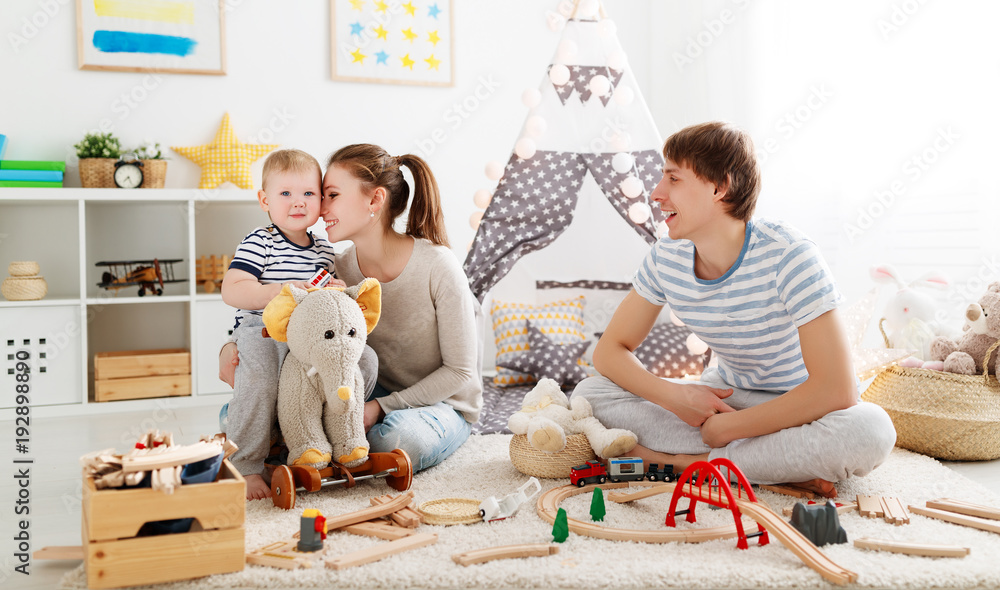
[62,434,1000,589]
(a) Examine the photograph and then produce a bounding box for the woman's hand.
[219,342,239,388]
[669,383,735,428]
[363,399,385,431]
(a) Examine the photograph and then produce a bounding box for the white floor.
[4,406,999,589]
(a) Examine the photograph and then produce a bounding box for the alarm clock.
[113,159,145,188]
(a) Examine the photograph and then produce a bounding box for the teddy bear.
[508,378,637,459]
[929,282,1000,375]
[262,279,381,469]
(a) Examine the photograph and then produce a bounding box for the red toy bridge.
[665,458,770,550]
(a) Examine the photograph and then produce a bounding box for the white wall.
[4,0,997,344]
[1,0,651,260]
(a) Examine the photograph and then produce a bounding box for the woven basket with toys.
[862,281,1000,461]
[507,378,637,479]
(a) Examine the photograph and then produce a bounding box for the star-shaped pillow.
[498,322,590,385]
[597,323,711,379]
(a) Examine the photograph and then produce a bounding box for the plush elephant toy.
[262,278,381,469]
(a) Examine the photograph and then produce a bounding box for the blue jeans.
[366,383,471,473]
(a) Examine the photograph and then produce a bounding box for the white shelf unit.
[0,188,267,419]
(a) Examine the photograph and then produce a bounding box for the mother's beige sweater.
[336,238,483,423]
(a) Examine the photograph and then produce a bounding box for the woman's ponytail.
[398,154,449,248]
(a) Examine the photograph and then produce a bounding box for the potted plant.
[74,132,122,188]
[131,141,168,188]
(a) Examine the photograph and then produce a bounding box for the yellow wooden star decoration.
[374,24,388,40]
[402,1,416,16]
[373,0,388,13]
[171,113,278,190]
[351,47,367,63]
[349,0,364,10]
[424,54,441,70]
[401,27,417,42]
[427,30,441,45]
[400,53,415,70]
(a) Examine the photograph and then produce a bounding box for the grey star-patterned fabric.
[497,322,591,385]
[548,65,625,106]
[627,323,712,379]
[464,149,667,301]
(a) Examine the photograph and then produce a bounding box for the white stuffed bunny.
[508,378,637,459]
[870,265,950,360]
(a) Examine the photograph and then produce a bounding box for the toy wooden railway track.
[853,537,970,558]
[536,482,752,543]
[452,543,559,566]
[926,498,1000,521]
[736,500,858,585]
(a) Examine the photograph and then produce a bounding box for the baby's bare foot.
[245,473,272,500]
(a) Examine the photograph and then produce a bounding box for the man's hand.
[670,383,735,428]
[219,342,239,388]
[701,412,735,448]
[363,399,385,431]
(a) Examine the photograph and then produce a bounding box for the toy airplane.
[95,258,187,296]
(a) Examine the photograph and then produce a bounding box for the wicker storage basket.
[861,342,1000,461]
[509,433,596,479]
[78,158,117,188]
[8,261,40,277]
[141,159,167,188]
[1,276,48,301]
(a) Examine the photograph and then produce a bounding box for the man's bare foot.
[787,478,838,499]
[245,473,272,500]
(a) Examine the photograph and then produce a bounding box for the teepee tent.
[463,3,669,302]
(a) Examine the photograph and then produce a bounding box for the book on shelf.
[0,169,64,182]
[0,160,67,172]
[0,180,64,188]
[0,135,6,159]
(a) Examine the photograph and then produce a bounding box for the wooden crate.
[82,459,245,589]
[94,348,191,402]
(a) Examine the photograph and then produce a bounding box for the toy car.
[646,462,676,482]
[570,459,608,487]
[608,456,645,482]
[479,477,541,522]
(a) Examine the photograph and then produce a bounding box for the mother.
[221,144,483,477]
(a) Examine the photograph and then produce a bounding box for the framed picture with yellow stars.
[330,0,454,86]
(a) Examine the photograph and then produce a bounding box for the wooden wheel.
[271,465,296,510]
[369,449,412,492]
[290,464,323,492]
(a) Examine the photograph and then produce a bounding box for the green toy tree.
[552,508,569,543]
[590,487,606,521]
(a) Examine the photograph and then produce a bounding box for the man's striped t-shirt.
[633,218,842,392]
[228,225,337,327]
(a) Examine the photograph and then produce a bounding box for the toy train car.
[569,458,677,487]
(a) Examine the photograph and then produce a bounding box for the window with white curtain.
[647,0,999,322]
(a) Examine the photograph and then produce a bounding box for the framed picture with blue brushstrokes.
[330,0,454,86]
[75,0,226,75]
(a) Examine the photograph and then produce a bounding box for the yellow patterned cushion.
[491,296,586,387]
